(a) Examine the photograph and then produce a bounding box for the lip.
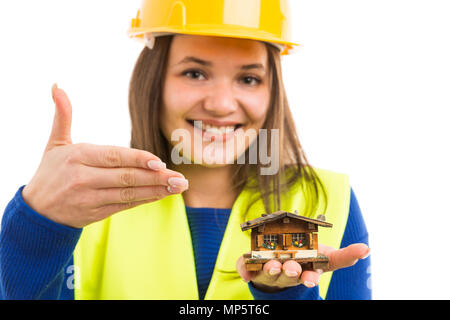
[186,119,244,142]
[186,118,243,127]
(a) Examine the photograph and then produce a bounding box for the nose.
[203,80,238,116]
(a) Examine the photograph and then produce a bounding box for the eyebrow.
[176,56,266,72]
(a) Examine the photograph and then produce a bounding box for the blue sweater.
[0,186,371,300]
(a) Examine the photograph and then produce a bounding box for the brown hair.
[128,35,327,219]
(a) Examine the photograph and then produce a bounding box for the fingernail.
[303,281,316,288]
[269,268,281,276]
[51,83,58,103]
[148,160,166,171]
[361,249,371,260]
[168,177,189,189]
[167,186,177,193]
[168,184,188,193]
[284,270,298,278]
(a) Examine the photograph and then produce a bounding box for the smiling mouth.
[186,120,244,135]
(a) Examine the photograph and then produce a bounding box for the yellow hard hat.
[128,0,299,55]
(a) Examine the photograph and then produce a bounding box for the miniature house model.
[240,211,333,271]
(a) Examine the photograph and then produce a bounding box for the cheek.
[161,79,202,141]
[161,82,189,132]
[163,83,181,117]
[163,78,200,114]
[242,93,270,125]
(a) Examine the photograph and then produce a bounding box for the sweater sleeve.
[249,187,371,300]
[325,188,372,300]
[0,186,82,300]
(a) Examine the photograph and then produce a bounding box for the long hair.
[128,35,327,220]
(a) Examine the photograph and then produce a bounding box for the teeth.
[191,121,237,134]
[193,121,203,130]
[204,124,235,134]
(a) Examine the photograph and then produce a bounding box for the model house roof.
[240,211,333,231]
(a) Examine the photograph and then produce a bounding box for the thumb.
[46,83,73,152]
[236,253,255,283]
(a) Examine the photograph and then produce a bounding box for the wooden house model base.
[243,253,329,272]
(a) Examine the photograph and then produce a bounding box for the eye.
[182,69,206,80]
[240,76,262,86]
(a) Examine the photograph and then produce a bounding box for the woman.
[0,0,370,299]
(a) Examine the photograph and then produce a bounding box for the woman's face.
[161,34,271,166]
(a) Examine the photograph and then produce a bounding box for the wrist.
[21,184,36,210]
[250,281,287,293]
[19,185,82,232]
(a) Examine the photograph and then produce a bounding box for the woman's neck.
[174,164,238,209]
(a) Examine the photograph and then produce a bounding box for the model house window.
[292,233,306,248]
[263,234,277,250]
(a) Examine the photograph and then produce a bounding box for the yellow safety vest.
[73,168,350,299]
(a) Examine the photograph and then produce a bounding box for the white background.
[1,0,449,299]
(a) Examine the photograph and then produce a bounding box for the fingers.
[300,270,321,288]
[276,260,302,287]
[77,143,163,169]
[91,178,189,219]
[238,256,324,292]
[94,184,186,208]
[46,84,73,151]
[252,259,283,284]
[320,243,370,272]
[236,254,255,283]
[249,260,284,293]
[81,165,187,189]
[250,260,303,291]
[259,261,321,289]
